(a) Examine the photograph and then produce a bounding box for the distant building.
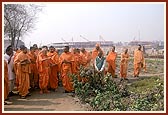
[128,40,164,50]
[128,40,153,46]
[47,41,114,49]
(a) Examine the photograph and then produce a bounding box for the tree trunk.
[11,37,15,49]
[16,30,21,48]
[16,37,20,48]
[11,29,17,49]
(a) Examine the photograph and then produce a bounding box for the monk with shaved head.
[59,46,75,93]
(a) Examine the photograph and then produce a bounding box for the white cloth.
[8,79,15,92]
[94,57,106,72]
[4,53,15,80]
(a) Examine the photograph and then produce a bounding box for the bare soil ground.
[4,86,90,111]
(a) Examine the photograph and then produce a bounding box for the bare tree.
[4,4,43,48]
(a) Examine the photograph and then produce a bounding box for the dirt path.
[4,86,90,111]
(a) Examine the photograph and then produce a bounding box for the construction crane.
[80,35,90,42]
[72,37,73,43]
[61,38,67,43]
[99,35,106,42]
[133,36,136,41]
[99,35,106,45]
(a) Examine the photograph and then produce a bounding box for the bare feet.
[4,101,13,105]
[39,90,43,94]
[44,90,50,93]
[54,89,58,92]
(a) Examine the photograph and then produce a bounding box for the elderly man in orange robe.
[32,44,40,88]
[47,46,59,91]
[120,49,129,80]
[13,48,21,61]
[13,48,21,76]
[59,46,75,93]
[13,48,21,87]
[80,48,92,83]
[37,46,51,94]
[80,48,92,67]
[134,45,146,77]
[27,46,38,90]
[106,46,117,78]
[33,44,40,56]
[14,45,31,99]
[92,43,103,62]
[73,48,82,81]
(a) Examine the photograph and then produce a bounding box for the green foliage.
[71,66,164,111]
[128,76,163,94]
[128,80,164,111]
[71,66,128,111]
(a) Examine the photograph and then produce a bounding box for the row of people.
[4,43,146,103]
[94,45,146,79]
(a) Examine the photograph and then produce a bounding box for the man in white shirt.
[94,51,106,76]
[4,45,15,97]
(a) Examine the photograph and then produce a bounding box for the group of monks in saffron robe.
[4,43,146,104]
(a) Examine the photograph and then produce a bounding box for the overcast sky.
[23,2,165,47]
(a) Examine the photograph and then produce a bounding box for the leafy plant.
[71,66,164,111]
